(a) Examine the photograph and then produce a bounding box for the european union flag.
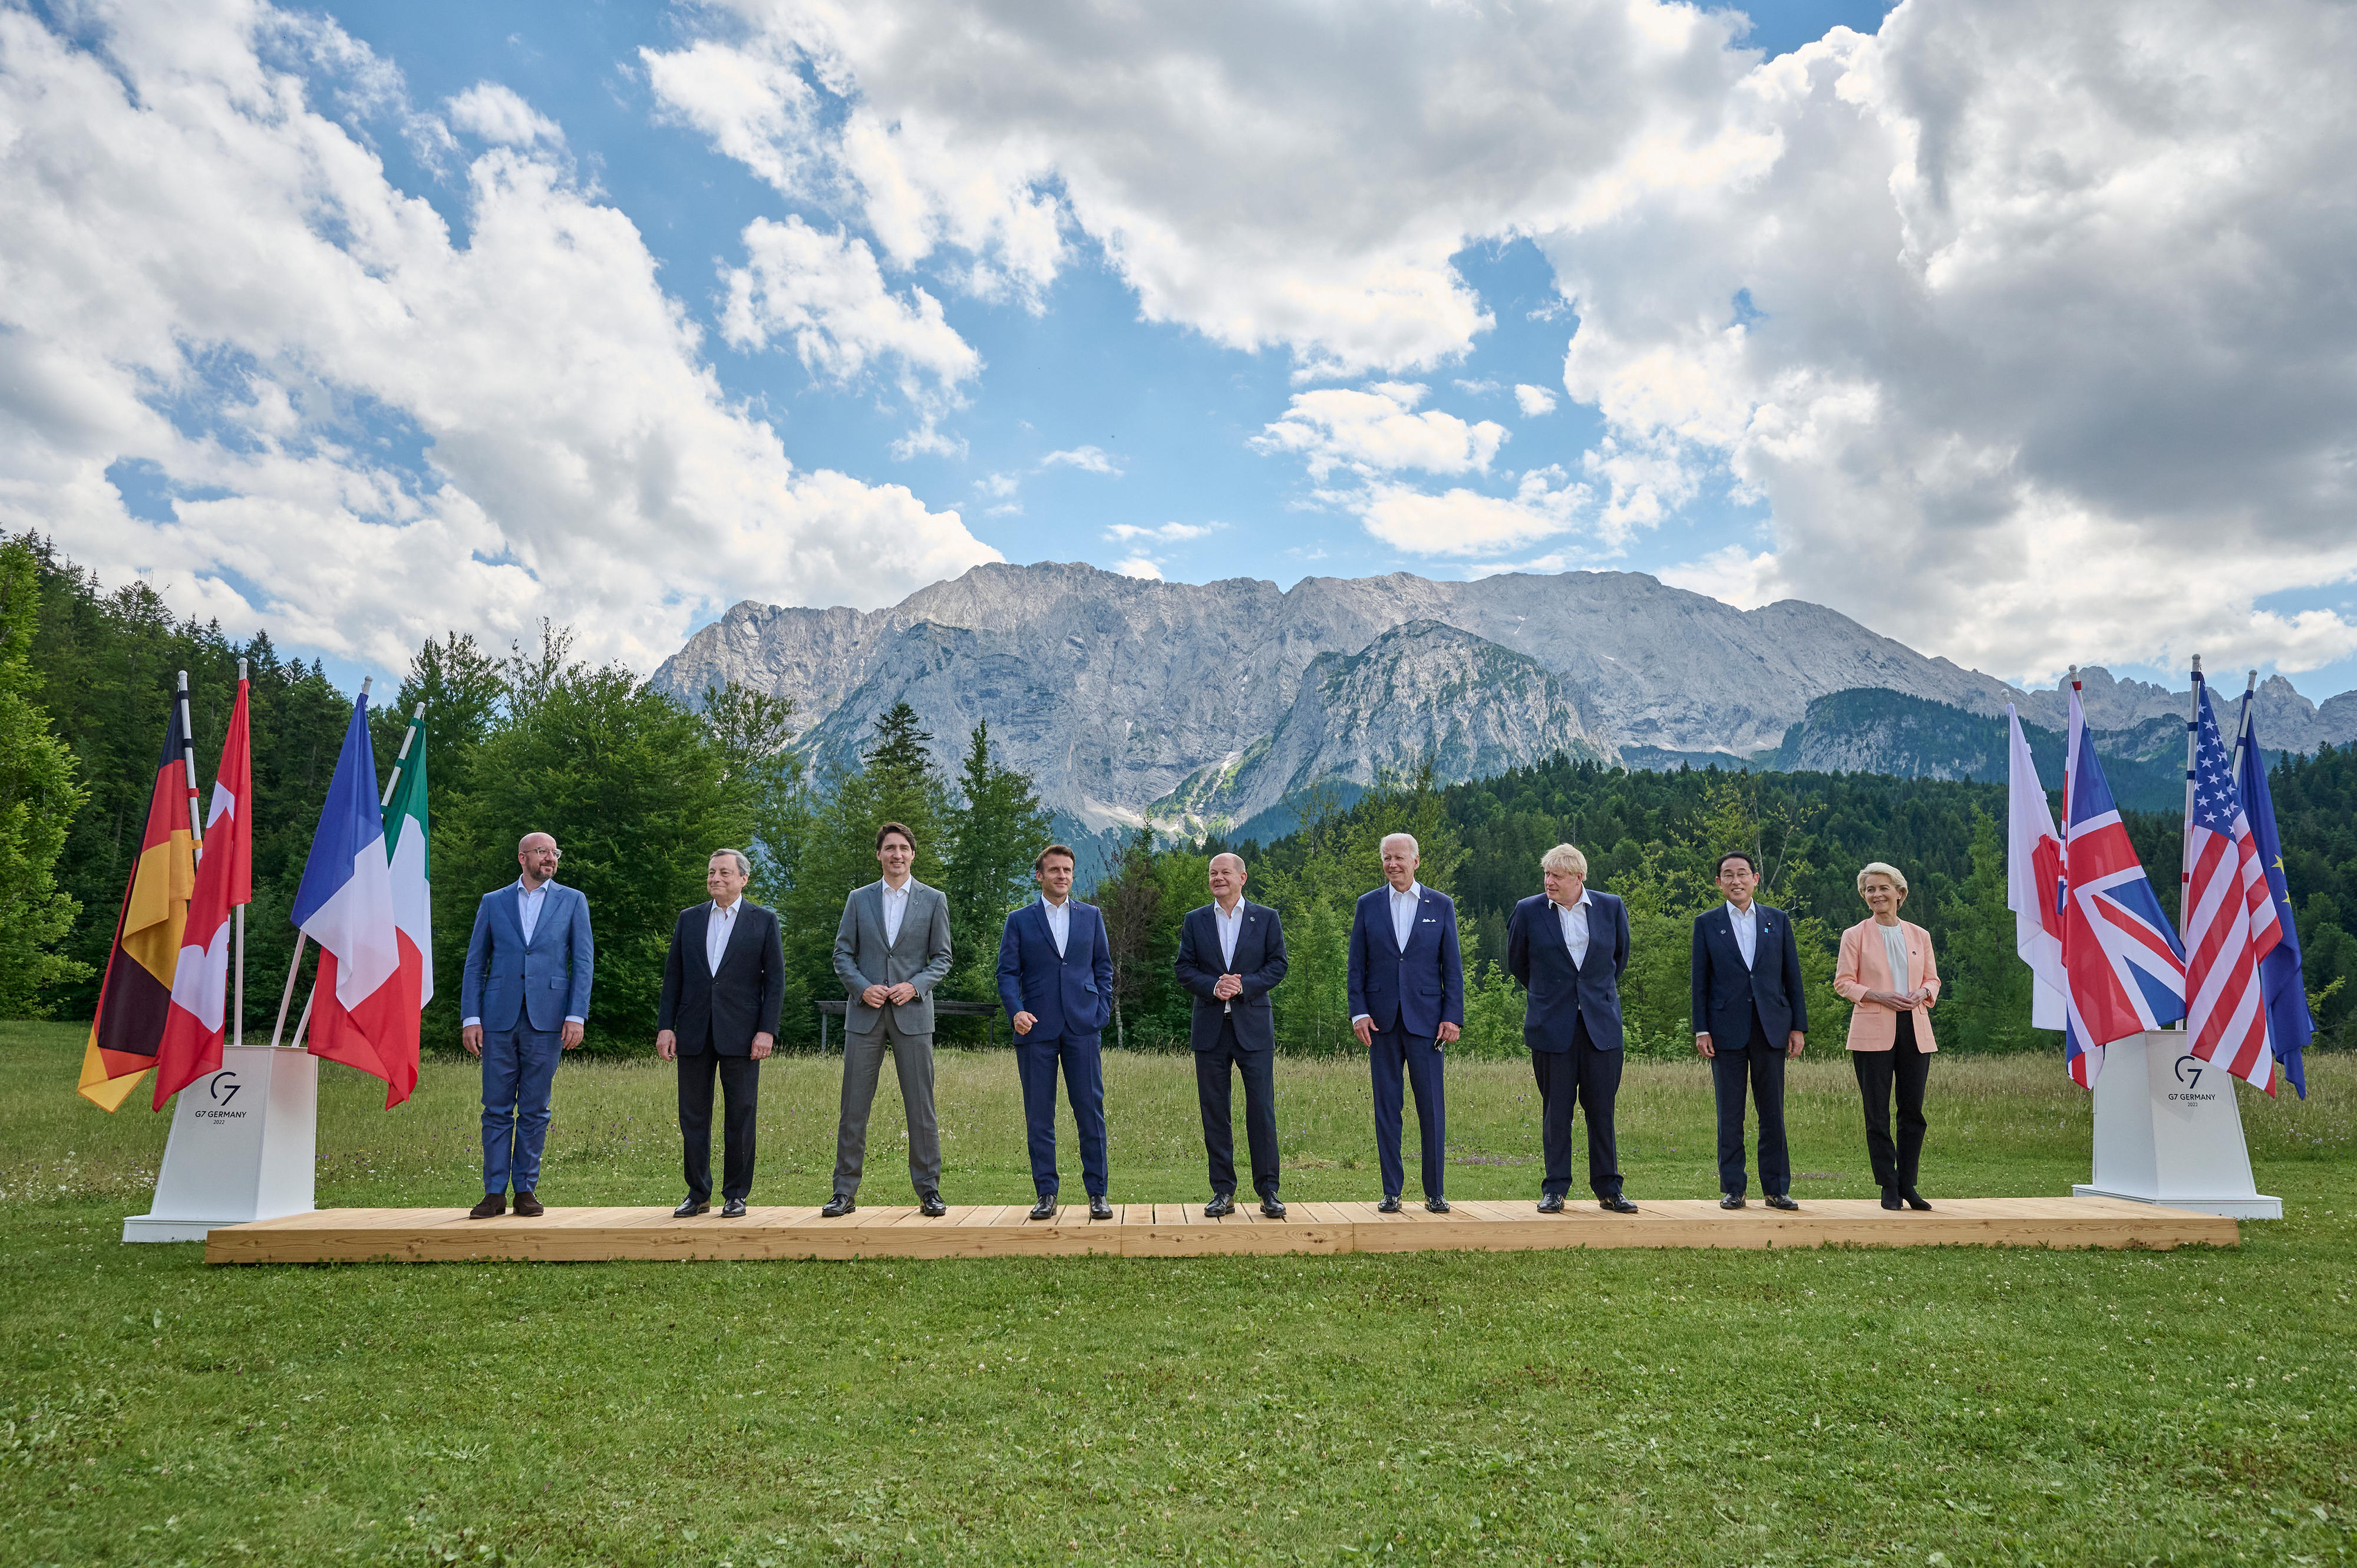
[2236,705,2312,1098]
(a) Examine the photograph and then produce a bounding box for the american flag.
[2059,686,2187,1086]
[2183,678,2280,1092]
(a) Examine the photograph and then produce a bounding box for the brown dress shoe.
[468,1192,506,1219]
[512,1190,544,1217]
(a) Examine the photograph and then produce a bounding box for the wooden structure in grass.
[204,1196,2235,1264]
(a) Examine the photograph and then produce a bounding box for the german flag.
[77,695,198,1111]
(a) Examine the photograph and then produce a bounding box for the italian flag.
[384,708,433,1018]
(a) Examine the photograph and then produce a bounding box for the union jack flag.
[2059,687,2186,1086]
[2183,678,2280,1092]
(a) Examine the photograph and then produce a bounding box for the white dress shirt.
[881,879,910,945]
[1727,900,1759,970]
[1389,882,1422,950]
[1212,897,1246,1013]
[707,898,739,975]
[1041,894,1071,957]
[1554,889,1592,969]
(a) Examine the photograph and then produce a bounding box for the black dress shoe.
[1720,1194,1747,1210]
[1765,1194,1800,1211]
[1260,1195,1287,1219]
[1089,1195,1113,1220]
[468,1191,506,1219]
[1377,1195,1403,1214]
[1029,1197,1058,1221]
[1903,1186,1932,1212]
[1204,1193,1235,1218]
[919,1193,947,1217]
[1880,1186,1903,1211]
[1536,1193,1565,1214]
[511,1190,543,1218]
[672,1197,710,1219]
[1600,1196,1638,1214]
[721,1198,747,1219]
[820,1194,857,1219]
[1424,1197,1450,1214]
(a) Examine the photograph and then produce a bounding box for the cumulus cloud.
[445,82,562,147]
[1112,554,1163,580]
[1252,384,1506,482]
[1660,544,1782,610]
[1104,521,1221,543]
[1513,383,1557,417]
[0,1,996,671]
[1358,468,1590,557]
[1041,445,1121,476]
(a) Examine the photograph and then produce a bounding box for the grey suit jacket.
[832,879,955,1035]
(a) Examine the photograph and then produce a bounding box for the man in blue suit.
[1691,849,1808,1210]
[1173,852,1290,1217]
[460,831,595,1219]
[1506,843,1639,1214]
[1348,833,1463,1214]
[996,843,1116,1222]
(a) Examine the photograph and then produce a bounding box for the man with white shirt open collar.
[1691,849,1810,1211]
[825,821,955,1217]
[1347,833,1464,1214]
[1506,843,1639,1214]
[460,831,595,1220]
[656,849,786,1219]
[996,843,1117,1221]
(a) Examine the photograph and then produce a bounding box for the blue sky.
[7,0,2354,707]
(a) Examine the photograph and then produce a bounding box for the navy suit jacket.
[1690,902,1809,1046]
[1174,901,1288,1051]
[1346,884,1465,1038]
[1506,892,1630,1052]
[996,899,1114,1041]
[656,900,787,1056]
[460,881,594,1034]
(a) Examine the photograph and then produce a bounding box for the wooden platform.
[203,1196,2236,1265]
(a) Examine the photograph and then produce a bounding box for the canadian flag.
[290,695,420,1107]
[153,676,252,1108]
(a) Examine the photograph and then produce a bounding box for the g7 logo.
[2173,1055,2205,1090]
[207,1071,241,1106]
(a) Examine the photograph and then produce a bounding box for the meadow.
[3,1019,2353,1566]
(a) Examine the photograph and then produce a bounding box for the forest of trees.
[2,529,2350,1065]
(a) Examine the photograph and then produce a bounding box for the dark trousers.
[1531,1022,1623,1199]
[1016,1032,1108,1197]
[1196,1016,1280,1199]
[1368,1027,1447,1200]
[1851,1012,1929,1189]
[481,1025,564,1194]
[678,1049,761,1204]
[1710,1016,1790,1198]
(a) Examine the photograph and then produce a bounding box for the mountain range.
[654,562,2357,843]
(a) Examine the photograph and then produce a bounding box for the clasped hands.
[861,981,919,1009]
[1864,986,1929,1011]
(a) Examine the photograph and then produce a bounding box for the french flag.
[291,695,419,1107]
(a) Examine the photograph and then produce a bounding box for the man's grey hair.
[1379,832,1419,856]
[1540,843,1589,877]
[710,847,752,877]
[1209,851,1247,874]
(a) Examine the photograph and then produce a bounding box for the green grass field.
[2,1021,2353,1566]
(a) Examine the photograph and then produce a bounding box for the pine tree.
[0,538,87,1014]
[941,720,1052,999]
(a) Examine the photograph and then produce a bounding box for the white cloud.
[1659,544,1782,610]
[1252,383,1506,482]
[1513,383,1558,417]
[1112,554,1163,580]
[1104,521,1222,543]
[445,82,561,147]
[1358,468,1590,557]
[1041,445,1121,476]
[1453,379,1501,397]
[0,1,997,672]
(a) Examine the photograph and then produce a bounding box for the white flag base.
[2068,1031,2280,1219]
[123,1045,316,1242]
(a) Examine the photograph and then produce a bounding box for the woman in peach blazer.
[1833,861,1940,1212]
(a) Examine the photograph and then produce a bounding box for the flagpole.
[2180,655,2202,943]
[177,671,204,858]
[270,676,371,1049]
[232,658,247,1049]
[380,702,422,809]
[2227,668,2258,778]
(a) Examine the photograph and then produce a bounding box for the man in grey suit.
[825,820,953,1217]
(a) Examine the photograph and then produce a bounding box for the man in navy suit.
[656,849,787,1219]
[996,843,1117,1221]
[1348,833,1463,1214]
[1506,843,1639,1214]
[1691,849,1809,1210]
[1173,853,1290,1217]
[460,831,595,1219]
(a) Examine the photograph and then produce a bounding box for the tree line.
[2,530,2349,1060]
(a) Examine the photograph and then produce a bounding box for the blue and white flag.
[2236,701,2312,1098]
